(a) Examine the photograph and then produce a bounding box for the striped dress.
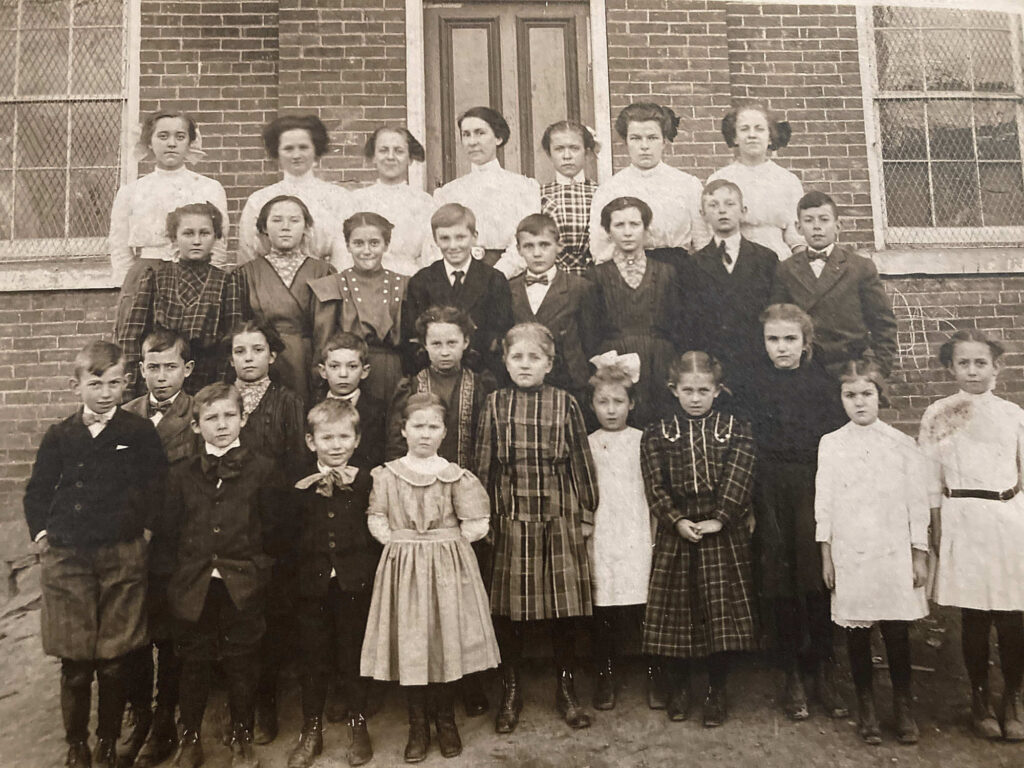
[476,385,599,621]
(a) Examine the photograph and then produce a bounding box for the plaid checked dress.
[477,385,599,621]
[540,180,598,275]
[641,407,758,658]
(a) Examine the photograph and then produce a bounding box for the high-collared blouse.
[540,173,598,275]
[349,181,437,276]
[237,170,354,269]
[108,166,230,282]
[588,162,710,263]
[708,159,805,260]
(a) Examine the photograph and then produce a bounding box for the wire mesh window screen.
[0,0,128,261]
[869,6,1024,247]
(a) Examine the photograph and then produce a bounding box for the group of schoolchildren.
[23,110,1024,768]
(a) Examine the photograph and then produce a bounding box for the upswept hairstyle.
[720,102,792,151]
[363,126,426,163]
[600,196,653,231]
[141,109,198,146]
[540,120,596,153]
[262,114,330,159]
[614,102,680,142]
[165,201,224,241]
[457,106,511,147]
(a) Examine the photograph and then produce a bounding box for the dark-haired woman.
[350,126,437,276]
[238,195,335,407]
[588,102,708,266]
[708,102,805,260]
[433,106,540,277]
[110,110,230,338]
[539,120,600,275]
[238,114,353,269]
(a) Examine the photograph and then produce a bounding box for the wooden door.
[423,1,594,191]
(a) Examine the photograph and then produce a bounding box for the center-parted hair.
[720,102,792,151]
[614,102,680,142]
[457,106,511,147]
[165,201,224,241]
[228,317,286,356]
[503,322,555,359]
[938,329,1005,368]
[667,350,724,387]
[141,109,198,146]
[540,120,596,153]
[600,196,653,231]
[415,305,476,341]
[74,340,125,380]
[343,211,394,246]
[403,391,447,423]
[262,114,330,159]
[192,381,243,421]
[306,397,361,436]
[256,194,314,234]
[837,358,888,401]
[759,303,815,356]
[141,327,191,362]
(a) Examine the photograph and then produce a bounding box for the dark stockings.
[846,621,911,693]
[962,609,1024,692]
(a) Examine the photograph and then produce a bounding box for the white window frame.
[857,4,1024,256]
[0,0,140,290]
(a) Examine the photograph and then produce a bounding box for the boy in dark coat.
[24,341,167,768]
[167,382,283,768]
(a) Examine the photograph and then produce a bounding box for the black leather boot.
[1001,687,1024,742]
[252,692,277,746]
[286,716,323,768]
[229,724,259,768]
[815,660,849,718]
[646,664,667,710]
[666,663,690,723]
[495,665,523,734]
[893,690,919,744]
[856,688,882,745]
[972,684,1001,739]
[555,669,591,729]
[134,705,178,767]
[783,668,809,721]
[347,713,373,766]
[461,672,489,717]
[593,658,615,710]
[120,704,152,767]
[433,685,463,758]
[404,688,430,763]
[172,729,203,768]
[92,739,117,768]
[65,741,91,768]
[702,684,727,728]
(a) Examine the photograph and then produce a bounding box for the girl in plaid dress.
[539,121,599,275]
[477,323,599,734]
[641,351,757,727]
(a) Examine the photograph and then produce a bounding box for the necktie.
[524,273,549,286]
[82,410,113,427]
[451,270,465,295]
[808,249,829,262]
[717,240,732,268]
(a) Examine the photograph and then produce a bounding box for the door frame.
[405,0,613,190]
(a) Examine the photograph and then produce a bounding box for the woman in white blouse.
[432,106,540,278]
[237,115,353,270]
[350,127,436,276]
[588,103,709,266]
[109,109,229,334]
[708,103,805,260]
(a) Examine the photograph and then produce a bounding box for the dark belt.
[944,483,1020,502]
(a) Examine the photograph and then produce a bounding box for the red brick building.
[1,0,1022,576]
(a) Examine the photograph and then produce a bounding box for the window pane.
[971,29,1014,93]
[0,171,11,240]
[884,162,932,227]
[879,101,927,159]
[928,101,976,161]
[0,106,13,169]
[976,101,1020,161]
[19,29,69,95]
[963,9,1012,28]
[875,30,922,91]
[0,31,16,94]
[71,27,122,95]
[873,5,919,29]
[933,162,981,226]
[923,30,970,90]
[14,169,66,238]
[23,0,70,28]
[70,101,120,166]
[69,167,115,236]
[918,8,965,28]
[17,102,68,168]
[979,164,1024,226]
[74,0,124,27]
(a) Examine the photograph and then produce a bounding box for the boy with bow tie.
[287,399,379,768]
[121,328,200,766]
[165,382,284,768]
[24,341,167,768]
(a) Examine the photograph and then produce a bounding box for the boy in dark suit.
[770,191,898,376]
[287,399,380,768]
[167,382,282,768]
[317,331,386,470]
[680,179,779,416]
[403,203,513,380]
[508,213,603,403]
[24,341,167,768]
[121,328,200,767]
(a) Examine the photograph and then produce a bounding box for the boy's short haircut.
[431,203,476,235]
[318,331,369,366]
[797,190,839,219]
[503,322,556,359]
[74,340,125,380]
[701,179,744,206]
[515,213,560,243]
[141,326,191,362]
[192,381,243,421]
[415,305,476,341]
[228,317,286,356]
[760,303,816,357]
[306,398,361,436]
[165,201,224,241]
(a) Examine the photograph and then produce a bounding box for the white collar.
[470,158,502,174]
[150,391,180,408]
[526,265,558,284]
[555,170,587,185]
[83,405,115,422]
[444,258,472,280]
[632,161,665,179]
[714,232,742,252]
[153,165,189,177]
[282,168,318,185]
[809,243,835,258]
[327,389,361,406]
[205,438,241,457]
[401,454,449,474]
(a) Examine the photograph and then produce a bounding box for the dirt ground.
[1,578,1022,768]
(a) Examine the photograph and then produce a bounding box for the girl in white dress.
[586,351,652,711]
[919,330,1024,742]
[816,360,929,746]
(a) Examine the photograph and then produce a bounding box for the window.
[859,6,1024,248]
[0,0,137,262]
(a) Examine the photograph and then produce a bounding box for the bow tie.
[808,248,830,262]
[295,466,359,497]
[201,448,245,483]
[525,273,549,286]
[82,410,114,427]
[150,399,173,416]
